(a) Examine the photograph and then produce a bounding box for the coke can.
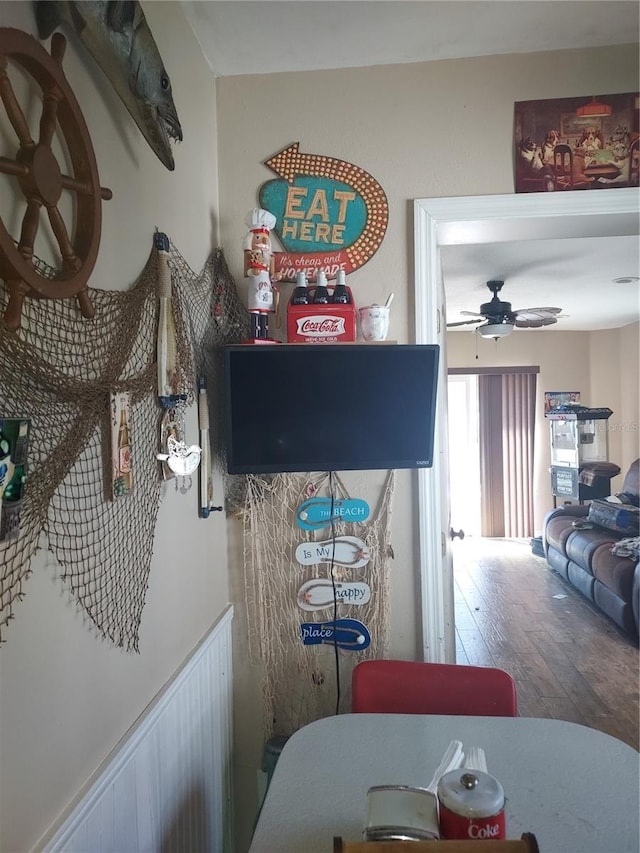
[437,770,506,841]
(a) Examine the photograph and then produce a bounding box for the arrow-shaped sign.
[260,142,389,283]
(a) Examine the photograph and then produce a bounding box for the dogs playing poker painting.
[514,93,639,193]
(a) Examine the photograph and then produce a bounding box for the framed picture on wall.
[514,92,639,193]
[560,114,603,141]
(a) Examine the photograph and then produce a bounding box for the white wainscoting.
[43,606,234,853]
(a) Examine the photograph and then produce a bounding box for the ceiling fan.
[447,280,563,339]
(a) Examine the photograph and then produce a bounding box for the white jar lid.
[437,770,505,818]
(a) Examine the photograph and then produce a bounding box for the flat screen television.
[222,344,440,474]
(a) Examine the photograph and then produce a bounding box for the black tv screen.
[223,344,440,474]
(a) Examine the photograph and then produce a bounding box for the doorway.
[414,188,639,663]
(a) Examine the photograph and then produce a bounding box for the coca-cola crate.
[287,287,356,344]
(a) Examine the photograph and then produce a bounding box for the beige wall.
[0,4,228,852]
[1,5,638,851]
[215,41,639,851]
[590,322,640,474]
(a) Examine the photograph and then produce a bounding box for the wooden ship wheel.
[0,27,112,330]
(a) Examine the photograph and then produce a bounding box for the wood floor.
[453,536,639,751]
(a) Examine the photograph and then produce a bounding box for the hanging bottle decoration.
[110,392,133,499]
[156,231,181,405]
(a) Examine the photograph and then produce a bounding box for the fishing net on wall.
[241,470,395,738]
[0,242,250,648]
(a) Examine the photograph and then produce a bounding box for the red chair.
[351,659,518,716]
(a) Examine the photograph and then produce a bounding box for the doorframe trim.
[414,200,453,663]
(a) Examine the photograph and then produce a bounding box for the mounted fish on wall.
[34,0,183,170]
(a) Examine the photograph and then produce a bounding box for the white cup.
[359,305,390,341]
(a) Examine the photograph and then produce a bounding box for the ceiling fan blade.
[459,310,483,317]
[512,307,562,321]
[447,318,483,327]
[514,316,558,328]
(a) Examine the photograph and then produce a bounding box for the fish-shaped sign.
[296,497,370,531]
[35,1,183,170]
[300,618,371,650]
[295,535,370,569]
[297,579,371,612]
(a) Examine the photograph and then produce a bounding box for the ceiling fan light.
[478,322,514,339]
[576,96,612,117]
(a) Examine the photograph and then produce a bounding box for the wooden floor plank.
[520,654,570,700]
[541,696,587,725]
[453,537,639,751]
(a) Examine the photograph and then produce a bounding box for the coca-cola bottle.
[313,270,329,304]
[118,404,132,493]
[291,270,309,305]
[331,269,350,304]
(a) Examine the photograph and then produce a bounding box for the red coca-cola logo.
[297,316,346,336]
[438,805,505,842]
[468,823,501,839]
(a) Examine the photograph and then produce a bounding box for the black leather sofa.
[543,459,640,640]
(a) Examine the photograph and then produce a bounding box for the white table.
[249,714,639,853]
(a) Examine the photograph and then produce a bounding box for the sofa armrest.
[542,505,590,557]
[544,504,590,524]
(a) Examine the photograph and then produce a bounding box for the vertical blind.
[501,372,537,537]
[478,374,505,537]
[466,367,538,538]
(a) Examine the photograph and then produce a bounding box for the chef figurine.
[243,208,281,340]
